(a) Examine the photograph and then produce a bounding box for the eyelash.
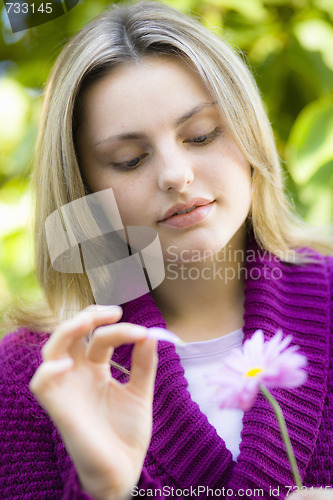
[185,127,221,146]
[113,153,149,171]
[112,128,221,171]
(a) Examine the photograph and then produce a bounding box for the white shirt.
[175,329,244,461]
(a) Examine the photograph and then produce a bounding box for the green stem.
[259,384,302,489]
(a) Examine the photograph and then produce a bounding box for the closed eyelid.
[184,127,222,144]
[112,153,149,171]
[178,113,222,138]
[113,127,221,169]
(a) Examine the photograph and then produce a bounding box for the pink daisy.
[210,330,307,411]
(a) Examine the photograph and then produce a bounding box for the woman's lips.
[159,201,215,229]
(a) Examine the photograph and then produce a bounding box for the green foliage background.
[0,0,333,325]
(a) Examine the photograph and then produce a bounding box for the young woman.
[1,2,332,499]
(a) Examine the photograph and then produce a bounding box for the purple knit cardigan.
[1,241,333,500]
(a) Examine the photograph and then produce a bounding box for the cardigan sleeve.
[0,329,165,500]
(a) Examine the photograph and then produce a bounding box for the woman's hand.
[29,305,158,500]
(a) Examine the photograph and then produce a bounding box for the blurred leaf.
[208,0,268,23]
[314,0,333,17]
[294,18,333,70]
[299,183,333,224]
[286,97,333,184]
[0,77,29,143]
[290,19,333,95]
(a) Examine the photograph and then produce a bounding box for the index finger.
[42,305,122,361]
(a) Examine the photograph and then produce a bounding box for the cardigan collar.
[113,238,331,496]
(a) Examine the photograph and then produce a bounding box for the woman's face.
[76,56,252,262]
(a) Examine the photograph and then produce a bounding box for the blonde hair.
[10,0,332,332]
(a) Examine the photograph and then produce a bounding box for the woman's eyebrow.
[175,101,216,127]
[94,132,146,148]
[93,102,216,148]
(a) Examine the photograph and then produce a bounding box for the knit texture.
[1,240,332,499]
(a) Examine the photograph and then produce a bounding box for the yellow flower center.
[246,367,263,377]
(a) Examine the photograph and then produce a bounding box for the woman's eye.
[186,128,221,146]
[112,153,148,171]
[192,135,210,144]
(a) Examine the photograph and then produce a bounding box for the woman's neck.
[151,227,247,342]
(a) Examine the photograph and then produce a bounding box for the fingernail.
[96,305,122,313]
[147,327,185,346]
[51,358,74,371]
[130,326,148,336]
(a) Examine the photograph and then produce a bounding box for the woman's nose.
[157,147,194,192]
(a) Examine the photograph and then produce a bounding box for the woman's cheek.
[115,195,144,226]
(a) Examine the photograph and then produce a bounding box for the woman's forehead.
[77,56,216,133]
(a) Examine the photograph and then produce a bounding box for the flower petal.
[206,329,308,411]
[147,327,185,345]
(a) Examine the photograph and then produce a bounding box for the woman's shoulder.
[291,246,333,279]
[0,328,49,384]
[325,253,333,277]
[298,249,333,295]
[317,251,333,287]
